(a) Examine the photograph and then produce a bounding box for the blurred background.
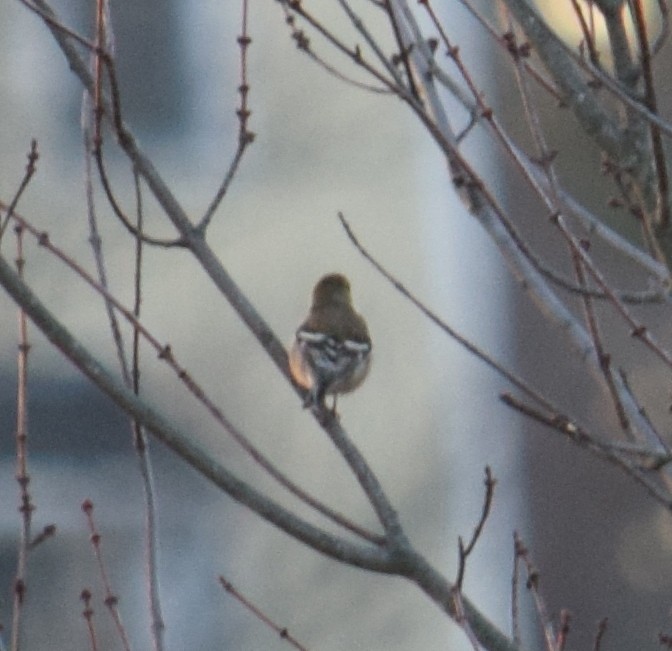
[0,1,670,649]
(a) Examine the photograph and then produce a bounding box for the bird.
[289,273,372,410]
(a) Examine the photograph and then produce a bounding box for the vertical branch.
[85,4,165,649]
[11,224,33,651]
[511,535,522,648]
[8,141,39,651]
[593,618,609,651]
[514,533,558,651]
[236,0,252,141]
[130,168,165,651]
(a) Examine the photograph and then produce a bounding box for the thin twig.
[617,368,672,458]
[197,0,255,232]
[80,589,100,651]
[9,142,40,651]
[383,0,421,102]
[570,244,633,437]
[280,4,392,94]
[514,533,557,651]
[338,211,558,413]
[556,609,570,651]
[89,11,183,248]
[218,577,309,651]
[86,8,166,644]
[0,140,38,243]
[555,213,672,374]
[337,0,407,89]
[511,533,522,648]
[11,224,33,651]
[81,500,132,651]
[456,467,496,590]
[570,0,600,65]
[630,0,671,232]
[282,0,403,95]
[500,393,672,508]
[92,138,184,248]
[450,0,564,103]
[593,617,608,651]
[28,524,56,550]
[130,165,165,651]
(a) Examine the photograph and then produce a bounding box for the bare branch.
[11,222,34,651]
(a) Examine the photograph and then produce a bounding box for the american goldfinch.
[289,273,372,409]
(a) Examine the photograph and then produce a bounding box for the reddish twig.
[80,589,100,651]
[556,609,570,651]
[9,142,40,651]
[81,500,132,651]
[218,576,309,651]
[514,533,557,651]
[197,0,256,232]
